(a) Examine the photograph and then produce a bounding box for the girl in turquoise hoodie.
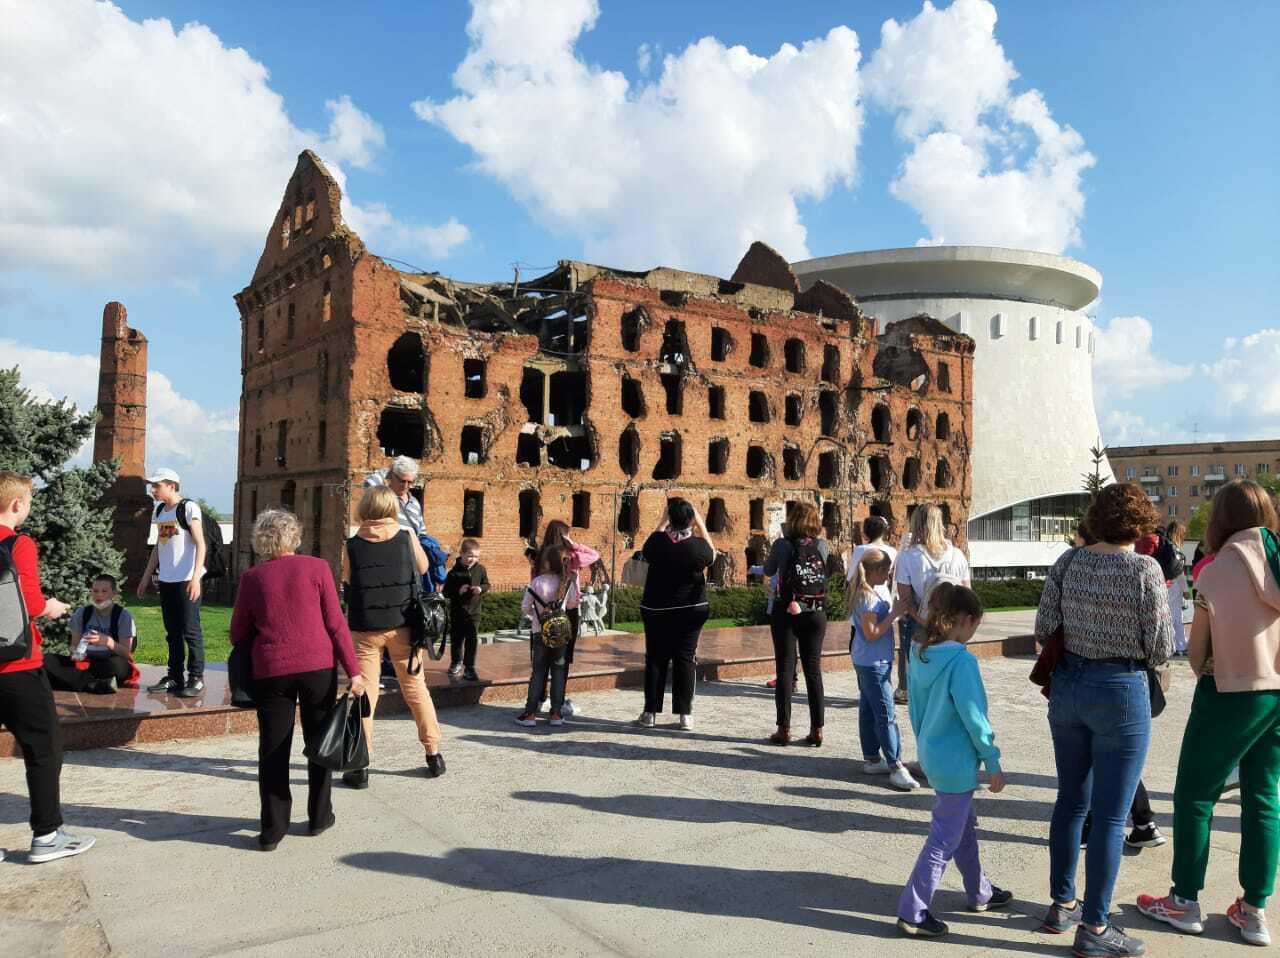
[897,583,1012,938]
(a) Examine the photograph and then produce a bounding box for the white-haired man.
[363,456,424,538]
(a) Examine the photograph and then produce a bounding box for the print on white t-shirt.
[155,501,202,583]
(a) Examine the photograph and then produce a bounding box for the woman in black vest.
[636,498,716,731]
[764,502,830,747]
[343,486,445,788]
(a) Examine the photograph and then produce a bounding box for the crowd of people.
[1,464,1278,953]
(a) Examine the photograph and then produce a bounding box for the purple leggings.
[898,790,993,923]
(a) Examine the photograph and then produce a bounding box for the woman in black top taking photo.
[764,502,830,747]
[636,498,716,732]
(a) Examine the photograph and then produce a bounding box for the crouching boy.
[44,574,138,694]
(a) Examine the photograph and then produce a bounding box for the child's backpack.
[784,537,828,609]
[0,538,32,663]
[526,575,575,648]
[156,500,227,580]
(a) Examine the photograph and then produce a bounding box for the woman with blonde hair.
[894,505,970,704]
[342,485,445,789]
[230,509,363,850]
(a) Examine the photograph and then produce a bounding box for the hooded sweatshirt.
[1195,527,1280,692]
[907,641,1002,793]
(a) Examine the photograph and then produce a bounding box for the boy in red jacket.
[0,472,95,863]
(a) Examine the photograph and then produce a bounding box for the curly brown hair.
[1206,479,1279,552]
[1082,482,1161,545]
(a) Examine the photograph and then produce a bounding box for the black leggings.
[770,608,827,729]
[255,668,337,843]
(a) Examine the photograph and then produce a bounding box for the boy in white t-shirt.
[137,468,207,698]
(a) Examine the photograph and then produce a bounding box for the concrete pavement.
[0,655,1256,957]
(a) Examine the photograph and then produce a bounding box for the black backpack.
[1152,531,1183,582]
[784,537,828,608]
[80,604,133,653]
[0,537,32,663]
[156,500,227,580]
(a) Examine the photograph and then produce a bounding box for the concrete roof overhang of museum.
[792,246,1102,312]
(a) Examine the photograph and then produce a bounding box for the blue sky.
[2,0,1278,509]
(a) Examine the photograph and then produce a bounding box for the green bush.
[972,578,1044,610]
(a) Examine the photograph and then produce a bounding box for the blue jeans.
[1047,653,1151,927]
[854,659,901,764]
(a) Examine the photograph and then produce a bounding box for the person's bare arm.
[137,545,159,598]
[1188,604,1212,678]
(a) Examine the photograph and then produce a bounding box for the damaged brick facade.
[233,152,974,590]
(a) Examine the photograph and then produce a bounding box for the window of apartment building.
[1124,467,1136,479]
[1168,466,1178,476]
[1190,485,1199,498]
[1167,486,1177,497]
[1236,463,1248,476]
[1169,504,1178,517]
[1191,465,1200,477]
[1260,463,1272,475]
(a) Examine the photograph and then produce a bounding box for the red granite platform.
[0,623,1035,755]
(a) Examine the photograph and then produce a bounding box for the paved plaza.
[0,656,1252,957]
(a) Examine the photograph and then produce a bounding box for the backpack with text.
[0,538,32,663]
[157,500,227,580]
[784,537,828,611]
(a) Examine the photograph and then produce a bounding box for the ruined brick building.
[93,302,153,585]
[233,152,974,590]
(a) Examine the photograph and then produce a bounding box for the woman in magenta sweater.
[230,509,364,851]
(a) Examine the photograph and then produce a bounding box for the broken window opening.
[661,373,684,415]
[462,490,484,537]
[874,346,931,392]
[322,281,331,323]
[903,457,921,490]
[819,390,838,437]
[940,503,953,527]
[547,434,593,471]
[748,391,771,424]
[377,407,425,459]
[652,433,682,481]
[749,498,765,531]
[617,492,639,534]
[869,455,892,493]
[519,489,541,539]
[936,412,951,440]
[540,307,589,355]
[783,445,802,482]
[937,362,952,393]
[548,371,587,426]
[276,421,288,466]
[710,327,732,362]
[387,333,426,393]
[572,491,591,529]
[870,502,894,523]
[785,393,803,427]
[621,376,646,418]
[464,359,487,399]
[620,306,647,352]
[318,351,329,402]
[619,427,640,477]
[784,338,806,374]
[256,316,265,352]
[707,498,728,534]
[746,445,771,480]
[817,451,838,489]
[660,319,691,368]
[460,425,486,465]
[281,480,295,512]
[872,404,892,442]
[254,432,262,469]
[286,303,296,340]
[822,501,839,540]
[250,488,258,522]
[660,290,689,308]
[708,385,726,420]
[906,408,924,441]
[935,458,953,488]
[708,438,730,475]
[516,432,542,468]
[821,345,840,384]
[519,367,545,424]
[749,333,770,368]
[305,191,316,223]
[317,420,327,461]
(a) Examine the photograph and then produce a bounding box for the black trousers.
[0,668,64,834]
[450,612,478,669]
[770,608,827,729]
[254,668,337,843]
[642,605,709,715]
[158,580,204,680]
[1082,778,1154,841]
[44,654,131,692]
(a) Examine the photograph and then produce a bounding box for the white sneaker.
[636,711,655,728]
[863,758,891,775]
[561,699,576,717]
[29,828,95,864]
[678,714,694,731]
[539,698,550,713]
[889,766,920,791]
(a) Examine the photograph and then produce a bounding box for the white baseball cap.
[145,467,181,485]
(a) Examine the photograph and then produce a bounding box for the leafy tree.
[1186,473,1280,542]
[193,498,221,523]
[0,367,123,651]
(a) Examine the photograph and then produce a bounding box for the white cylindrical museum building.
[793,246,1111,575]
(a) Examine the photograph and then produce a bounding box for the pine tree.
[0,367,123,650]
[1082,442,1108,499]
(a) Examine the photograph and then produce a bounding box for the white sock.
[34,831,57,843]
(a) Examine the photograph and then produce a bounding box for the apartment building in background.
[1106,440,1280,521]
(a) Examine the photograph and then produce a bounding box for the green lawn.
[126,594,233,667]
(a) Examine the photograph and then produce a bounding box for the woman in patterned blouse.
[1034,483,1174,958]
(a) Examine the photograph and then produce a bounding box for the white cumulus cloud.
[1092,315,1194,404]
[1203,330,1280,417]
[0,0,466,282]
[864,0,1095,253]
[413,0,863,274]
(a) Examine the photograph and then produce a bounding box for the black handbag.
[403,534,448,673]
[304,692,371,772]
[228,643,255,708]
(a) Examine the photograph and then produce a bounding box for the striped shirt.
[363,470,424,537]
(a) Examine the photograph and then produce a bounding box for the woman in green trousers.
[1137,479,1280,947]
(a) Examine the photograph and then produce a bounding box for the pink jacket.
[1196,528,1280,692]
[522,573,580,628]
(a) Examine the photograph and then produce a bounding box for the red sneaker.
[514,712,538,727]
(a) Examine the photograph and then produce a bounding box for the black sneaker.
[1042,900,1084,934]
[898,911,948,937]
[146,676,180,693]
[307,811,336,836]
[85,679,116,695]
[970,886,1014,911]
[174,678,205,699]
[1072,923,1146,957]
[1124,824,1166,849]
[342,769,368,790]
[463,668,479,682]
[447,663,463,677]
